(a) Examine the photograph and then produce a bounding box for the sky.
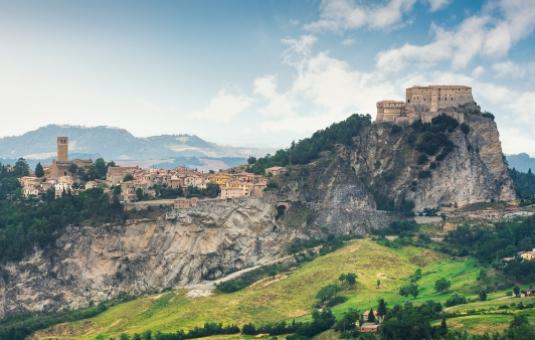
[1,0,535,155]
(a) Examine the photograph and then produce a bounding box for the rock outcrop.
[351,111,515,211]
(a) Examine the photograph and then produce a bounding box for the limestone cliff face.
[351,112,515,211]
[0,199,286,318]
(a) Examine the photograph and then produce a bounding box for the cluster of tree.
[442,216,535,282]
[509,168,535,204]
[69,158,114,181]
[0,158,30,199]
[435,278,451,293]
[248,114,372,174]
[399,282,419,298]
[243,310,337,339]
[314,273,357,308]
[399,268,422,298]
[380,301,446,340]
[0,303,108,340]
[407,115,458,162]
[115,323,240,340]
[113,310,336,340]
[444,293,468,307]
[315,284,346,308]
[0,187,124,263]
[287,234,347,255]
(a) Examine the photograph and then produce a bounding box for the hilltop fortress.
[376,85,474,124]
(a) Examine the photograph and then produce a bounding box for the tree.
[68,163,79,175]
[377,279,381,288]
[247,156,257,164]
[514,285,521,297]
[339,272,357,289]
[434,278,451,293]
[94,158,108,179]
[316,284,340,305]
[34,162,45,177]
[377,299,387,317]
[367,308,376,322]
[439,318,448,336]
[13,158,29,177]
[135,188,145,201]
[334,308,359,333]
[399,283,419,298]
[479,290,487,301]
[123,174,134,182]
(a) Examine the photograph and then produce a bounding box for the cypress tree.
[35,162,45,177]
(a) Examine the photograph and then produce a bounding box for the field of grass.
[36,238,503,339]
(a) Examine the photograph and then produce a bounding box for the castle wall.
[405,85,473,112]
[376,100,405,123]
[377,85,474,124]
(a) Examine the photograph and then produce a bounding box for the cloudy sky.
[1,0,534,154]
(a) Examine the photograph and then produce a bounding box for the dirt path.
[185,246,321,297]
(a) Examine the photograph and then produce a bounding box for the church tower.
[57,137,69,162]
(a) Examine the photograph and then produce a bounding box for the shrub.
[460,123,470,135]
[418,170,432,179]
[444,294,467,307]
[435,278,451,293]
[482,112,495,120]
[399,283,419,297]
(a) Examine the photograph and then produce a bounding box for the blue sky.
[1,0,535,155]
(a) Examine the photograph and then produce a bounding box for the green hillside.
[35,238,511,339]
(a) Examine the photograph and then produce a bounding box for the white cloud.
[472,65,485,78]
[426,0,450,12]
[376,0,535,72]
[281,35,317,67]
[342,38,355,46]
[492,60,535,79]
[304,0,417,32]
[190,89,252,123]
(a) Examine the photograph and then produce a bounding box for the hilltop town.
[18,137,281,209]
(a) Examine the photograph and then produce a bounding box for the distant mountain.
[0,125,273,170]
[507,153,535,173]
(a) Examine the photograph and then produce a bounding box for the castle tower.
[57,137,69,162]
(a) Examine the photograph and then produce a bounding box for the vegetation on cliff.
[509,168,535,204]
[0,188,124,263]
[248,114,371,174]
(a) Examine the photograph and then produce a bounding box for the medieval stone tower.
[57,137,69,162]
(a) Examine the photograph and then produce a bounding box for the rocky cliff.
[350,110,515,211]
[0,108,515,319]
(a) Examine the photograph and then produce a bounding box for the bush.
[444,294,467,307]
[418,170,432,179]
[435,278,451,293]
[316,284,340,305]
[399,283,419,297]
[482,112,495,120]
[460,123,470,135]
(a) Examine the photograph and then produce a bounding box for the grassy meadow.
[35,238,533,339]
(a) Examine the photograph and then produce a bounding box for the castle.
[376,85,474,124]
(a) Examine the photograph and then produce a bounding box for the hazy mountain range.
[507,153,535,173]
[0,125,273,170]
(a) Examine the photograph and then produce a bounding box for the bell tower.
[57,137,69,162]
